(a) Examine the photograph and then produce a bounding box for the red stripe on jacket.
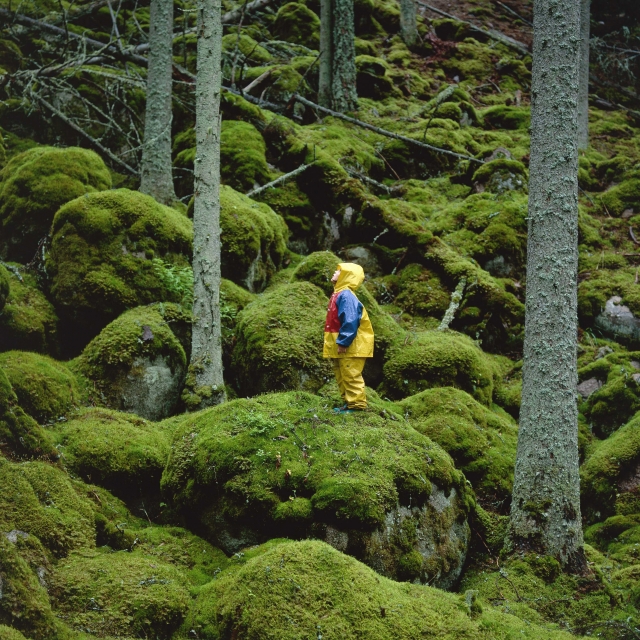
[324,292,341,333]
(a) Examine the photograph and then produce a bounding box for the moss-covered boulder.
[54,408,169,501]
[219,186,289,292]
[0,269,58,355]
[581,412,640,522]
[472,158,528,194]
[291,250,339,295]
[47,189,193,348]
[382,330,497,404]
[74,305,187,420]
[0,146,111,262]
[0,262,9,311]
[272,2,320,48]
[356,55,398,99]
[220,120,272,192]
[51,550,190,638]
[481,105,531,130]
[188,539,577,640]
[0,351,80,424]
[0,368,55,460]
[231,282,332,395]
[398,387,517,503]
[597,172,640,217]
[0,626,30,640]
[0,458,95,557]
[161,392,472,587]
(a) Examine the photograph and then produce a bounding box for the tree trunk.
[577,0,591,149]
[189,0,226,408]
[509,0,585,571]
[331,0,358,112]
[399,0,418,47]
[319,0,333,108]
[140,0,176,205]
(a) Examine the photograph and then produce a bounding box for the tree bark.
[578,0,591,149]
[190,0,226,408]
[140,0,176,205]
[509,0,585,570]
[318,0,333,108]
[399,0,418,47]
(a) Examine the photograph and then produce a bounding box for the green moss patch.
[0,625,29,640]
[0,351,80,424]
[291,250,340,295]
[220,120,272,192]
[0,263,9,311]
[47,188,193,347]
[0,146,111,262]
[398,387,517,503]
[188,539,576,640]
[272,2,320,48]
[54,408,169,500]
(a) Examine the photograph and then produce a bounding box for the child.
[323,263,374,412]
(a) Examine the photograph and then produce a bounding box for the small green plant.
[152,259,194,307]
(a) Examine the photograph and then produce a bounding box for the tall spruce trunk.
[140,0,176,205]
[399,0,418,47]
[509,0,585,570]
[577,0,591,149]
[318,0,358,111]
[189,0,226,408]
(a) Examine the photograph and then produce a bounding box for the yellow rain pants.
[332,357,367,409]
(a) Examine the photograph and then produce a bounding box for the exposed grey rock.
[339,246,383,277]
[595,346,614,360]
[595,296,640,346]
[577,377,603,399]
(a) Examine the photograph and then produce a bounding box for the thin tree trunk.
[140,0,176,205]
[189,0,226,408]
[319,0,333,108]
[509,0,585,571]
[578,0,591,149]
[331,0,358,112]
[399,0,418,47]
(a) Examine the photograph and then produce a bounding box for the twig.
[344,167,399,195]
[630,227,640,245]
[438,277,467,330]
[246,163,313,197]
[494,1,533,27]
[243,68,273,93]
[0,261,24,282]
[417,1,530,55]
[291,94,483,165]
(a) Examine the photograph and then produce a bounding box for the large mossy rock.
[0,262,9,311]
[0,269,58,355]
[47,189,193,349]
[50,550,191,638]
[231,282,332,395]
[272,2,320,48]
[0,458,95,557]
[54,408,170,501]
[581,411,640,522]
[0,626,30,640]
[398,387,517,504]
[187,539,576,640]
[161,392,472,587]
[0,368,56,460]
[0,146,111,262]
[0,351,80,424]
[382,330,497,404]
[220,120,272,192]
[75,305,187,420]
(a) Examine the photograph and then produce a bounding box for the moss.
[392,263,452,319]
[161,392,468,576]
[472,504,509,554]
[0,458,95,557]
[47,189,193,348]
[0,269,58,355]
[220,33,272,65]
[472,158,528,194]
[53,408,169,501]
[231,282,332,395]
[0,263,9,311]
[0,146,111,262]
[581,412,640,522]
[290,250,339,295]
[0,626,29,640]
[398,387,517,503]
[356,55,399,99]
[187,539,576,640]
[597,175,640,217]
[220,120,272,192]
[272,2,320,49]
[51,550,190,638]
[0,537,58,639]
[481,105,531,130]
[0,351,80,424]
[0,368,56,460]
[382,330,497,404]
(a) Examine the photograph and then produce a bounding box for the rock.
[75,305,187,420]
[0,263,9,312]
[577,377,603,399]
[272,2,320,49]
[339,245,383,277]
[472,158,528,194]
[596,346,614,360]
[161,392,472,586]
[594,296,640,345]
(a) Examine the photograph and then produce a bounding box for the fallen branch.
[494,1,533,27]
[292,94,483,165]
[246,163,313,197]
[438,277,467,330]
[243,68,273,93]
[344,167,400,195]
[417,1,530,55]
[630,227,640,245]
[31,92,139,175]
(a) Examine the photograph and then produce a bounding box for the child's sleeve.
[336,291,363,347]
